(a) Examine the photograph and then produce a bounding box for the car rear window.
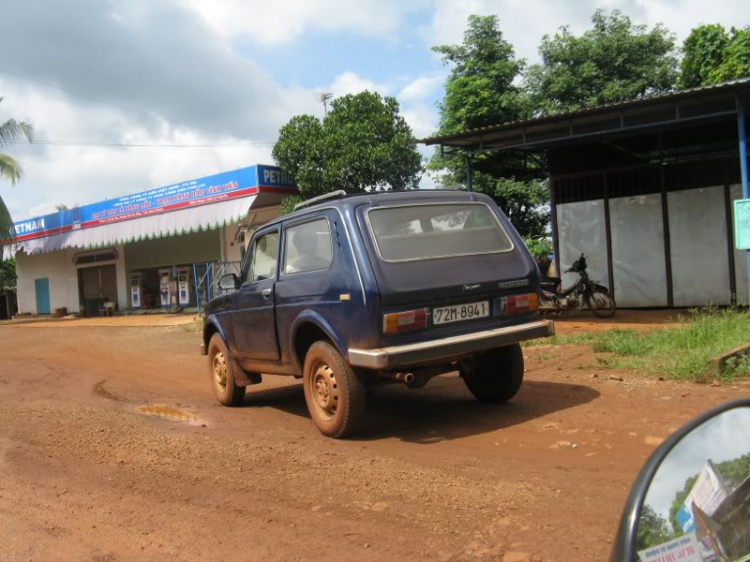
[367,203,513,262]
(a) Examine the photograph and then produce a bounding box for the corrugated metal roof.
[420,77,750,145]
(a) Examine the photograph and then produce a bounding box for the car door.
[232,228,281,361]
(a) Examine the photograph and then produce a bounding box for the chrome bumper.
[348,319,555,370]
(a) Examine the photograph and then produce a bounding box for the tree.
[0,97,33,239]
[636,504,674,551]
[704,27,750,84]
[272,91,422,203]
[525,10,678,115]
[430,15,549,238]
[679,24,731,89]
[0,257,15,291]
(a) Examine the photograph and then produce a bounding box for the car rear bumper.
[348,319,555,370]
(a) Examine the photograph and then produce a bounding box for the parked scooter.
[539,253,616,318]
[611,399,750,561]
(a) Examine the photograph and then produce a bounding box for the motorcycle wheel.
[586,291,616,318]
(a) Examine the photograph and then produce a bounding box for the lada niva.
[202,190,554,438]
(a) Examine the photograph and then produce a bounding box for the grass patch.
[524,333,597,347]
[533,309,750,382]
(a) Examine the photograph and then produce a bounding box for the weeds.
[532,309,750,382]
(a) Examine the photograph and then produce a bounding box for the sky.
[1,0,750,221]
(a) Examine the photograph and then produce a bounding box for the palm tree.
[0,97,33,239]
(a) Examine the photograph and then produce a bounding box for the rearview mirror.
[611,400,750,561]
[218,273,239,291]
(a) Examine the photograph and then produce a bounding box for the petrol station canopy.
[6,164,297,256]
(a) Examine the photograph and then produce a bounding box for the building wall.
[223,223,245,263]
[15,245,127,314]
[123,229,221,270]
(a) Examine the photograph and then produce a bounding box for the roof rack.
[293,190,348,211]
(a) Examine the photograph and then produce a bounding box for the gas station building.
[6,164,296,316]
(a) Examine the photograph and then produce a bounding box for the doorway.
[78,265,117,317]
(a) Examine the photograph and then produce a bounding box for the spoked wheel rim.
[212,350,228,392]
[309,360,339,421]
[589,292,615,316]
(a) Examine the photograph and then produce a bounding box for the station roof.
[420,78,750,153]
[6,164,297,256]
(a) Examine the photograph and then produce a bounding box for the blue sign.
[13,164,296,242]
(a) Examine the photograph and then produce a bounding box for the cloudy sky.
[1,0,749,221]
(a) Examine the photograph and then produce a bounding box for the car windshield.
[367,203,513,262]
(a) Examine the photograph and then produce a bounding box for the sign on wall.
[735,198,750,250]
[13,164,296,243]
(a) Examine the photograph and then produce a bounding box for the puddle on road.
[137,404,198,423]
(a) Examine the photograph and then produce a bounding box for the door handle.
[261,288,272,299]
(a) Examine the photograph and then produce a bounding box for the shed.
[422,78,750,308]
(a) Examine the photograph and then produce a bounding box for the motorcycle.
[539,253,616,318]
[611,399,750,561]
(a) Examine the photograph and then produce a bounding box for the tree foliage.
[636,504,674,551]
[679,24,731,89]
[525,10,678,115]
[272,91,422,201]
[0,97,34,240]
[430,15,548,238]
[0,257,15,290]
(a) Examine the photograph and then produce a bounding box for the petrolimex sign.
[13,164,297,242]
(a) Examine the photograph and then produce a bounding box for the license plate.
[433,301,489,325]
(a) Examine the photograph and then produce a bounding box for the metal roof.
[420,77,750,151]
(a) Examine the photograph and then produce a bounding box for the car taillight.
[497,293,539,315]
[383,308,429,334]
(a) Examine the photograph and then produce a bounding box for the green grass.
[524,333,597,347]
[530,309,750,382]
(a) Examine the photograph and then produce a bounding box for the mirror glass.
[636,407,750,561]
[218,274,238,291]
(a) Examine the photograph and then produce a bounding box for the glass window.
[248,231,279,282]
[368,203,513,262]
[283,219,333,275]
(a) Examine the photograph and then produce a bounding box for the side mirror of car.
[218,273,240,291]
[610,399,750,561]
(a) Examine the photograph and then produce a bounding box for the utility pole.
[317,92,333,116]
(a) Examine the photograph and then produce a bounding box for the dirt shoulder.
[0,321,745,561]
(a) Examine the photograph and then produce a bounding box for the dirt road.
[0,318,745,561]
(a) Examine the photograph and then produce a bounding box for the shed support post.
[465,155,473,192]
[739,104,750,305]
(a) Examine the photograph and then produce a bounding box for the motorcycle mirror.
[610,399,750,561]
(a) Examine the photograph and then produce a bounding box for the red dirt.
[0,318,746,561]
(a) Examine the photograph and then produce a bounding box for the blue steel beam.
[738,103,750,305]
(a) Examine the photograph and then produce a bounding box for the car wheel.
[461,344,524,403]
[208,333,246,407]
[303,341,366,438]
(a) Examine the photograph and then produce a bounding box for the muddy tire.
[303,341,366,439]
[208,333,246,407]
[461,344,524,403]
[586,291,616,318]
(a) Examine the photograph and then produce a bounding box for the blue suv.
[201,190,554,438]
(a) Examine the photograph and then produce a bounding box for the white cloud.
[177,0,428,46]
[398,75,444,102]
[327,72,390,98]
[421,0,750,64]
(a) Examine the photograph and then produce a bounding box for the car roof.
[259,190,493,231]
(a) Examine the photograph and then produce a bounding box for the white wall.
[610,194,668,307]
[668,186,731,306]
[556,200,609,290]
[16,250,71,315]
[15,246,127,315]
[223,223,245,263]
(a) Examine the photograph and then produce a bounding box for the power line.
[14,139,275,148]
[0,66,257,139]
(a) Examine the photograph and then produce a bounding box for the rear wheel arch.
[292,319,343,373]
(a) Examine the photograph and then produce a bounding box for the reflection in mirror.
[218,274,238,291]
[636,407,750,562]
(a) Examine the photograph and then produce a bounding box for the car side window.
[283,218,333,275]
[247,231,279,283]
